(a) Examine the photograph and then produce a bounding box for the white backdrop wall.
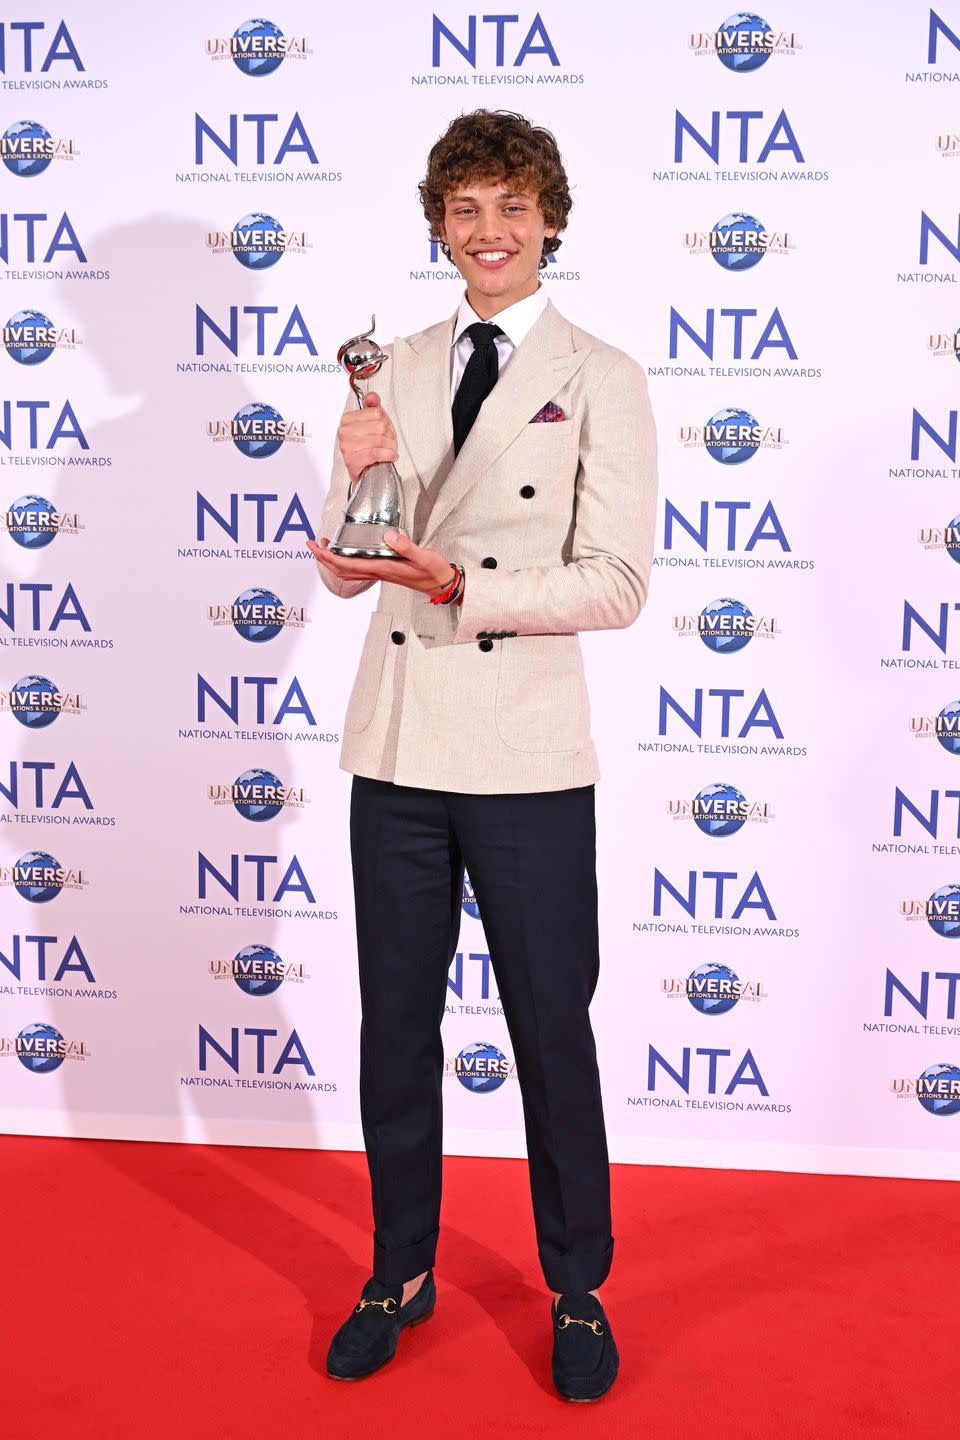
[2,1,959,1181]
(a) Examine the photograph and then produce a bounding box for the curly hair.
[419,109,572,269]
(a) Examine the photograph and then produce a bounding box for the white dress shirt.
[449,286,549,402]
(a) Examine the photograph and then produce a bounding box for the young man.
[308,109,657,1401]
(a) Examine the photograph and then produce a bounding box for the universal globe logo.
[926,327,960,360]
[0,675,83,728]
[673,598,780,653]
[689,13,800,70]
[206,19,311,74]
[707,408,781,464]
[209,768,306,821]
[208,942,305,995]
[910,701,960,754]
[1,849,87,903]
[683,213,792,271]
[1,495,81,550]
[668,782,770,836]
[1,121,77,176]
[208,404,306,458]
[680,409,785,464]
[7,1022,88,1073]
[208,587,306,642]
[462,872,481,920]
[206,213,309,268]
[891,1063,960,1116]
[694,782,748,836]
[917,516,960,563]
[927,886,960,937]
[3,310,78,364]
[451,1041,512,1093]
[901,884,960,937]
[661,963,764,1014]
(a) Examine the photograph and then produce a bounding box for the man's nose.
[475,213,504,241]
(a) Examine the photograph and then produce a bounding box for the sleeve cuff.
[453,566,506,644]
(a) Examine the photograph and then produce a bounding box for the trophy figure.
[328,317,406,558]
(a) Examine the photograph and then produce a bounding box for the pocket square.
[529,401,566,424]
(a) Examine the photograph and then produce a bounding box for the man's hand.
[338,390,398,484]
[308,530,464,601]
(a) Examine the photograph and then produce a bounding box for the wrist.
[429,562,465,607]
[426,563,457,596]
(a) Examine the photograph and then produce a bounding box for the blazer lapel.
[390,316,454,493]
[420,300,590,548]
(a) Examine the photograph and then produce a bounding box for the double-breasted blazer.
[317,298,658,794]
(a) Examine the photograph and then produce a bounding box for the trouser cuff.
[538,1236,614,1295]
[372,1228,439,1285]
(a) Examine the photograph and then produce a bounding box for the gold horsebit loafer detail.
[354,1297,398,1315]
[558,1313,604,1336]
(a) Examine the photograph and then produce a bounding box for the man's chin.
[465,268,519,297]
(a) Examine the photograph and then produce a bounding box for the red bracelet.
[429,564,461,605]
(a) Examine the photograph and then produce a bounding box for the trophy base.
[328,520,405,560]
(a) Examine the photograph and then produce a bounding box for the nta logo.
[432,13,559,68]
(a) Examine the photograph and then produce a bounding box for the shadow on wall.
[5,213,340,1152]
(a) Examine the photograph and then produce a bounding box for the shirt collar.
[453,286,549,350]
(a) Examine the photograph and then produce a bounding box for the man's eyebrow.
[447,191,530,203]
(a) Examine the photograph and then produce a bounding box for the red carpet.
[1,1135,953,1438]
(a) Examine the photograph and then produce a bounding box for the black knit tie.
[452,322,503,455]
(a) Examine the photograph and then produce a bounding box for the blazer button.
[478,638,494,653]
[520,485,535,499]
[481,556,498,569]
[391,630,405,645]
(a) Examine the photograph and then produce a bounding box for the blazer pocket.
[513,418,576,447]
[505,421,579,484]
[495,633,591,754]
[344,611,391,733]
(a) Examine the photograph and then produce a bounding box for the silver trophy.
[328,316,406,558]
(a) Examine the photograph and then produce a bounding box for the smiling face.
[437,179,556,319]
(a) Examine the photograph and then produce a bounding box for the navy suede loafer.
[326,1272,436,1381]
[551,1292,619,1402]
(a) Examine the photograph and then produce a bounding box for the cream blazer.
[317,298,658,794]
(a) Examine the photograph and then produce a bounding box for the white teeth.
[476,250,509,261]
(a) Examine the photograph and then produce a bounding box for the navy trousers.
[349,775,614,1294]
